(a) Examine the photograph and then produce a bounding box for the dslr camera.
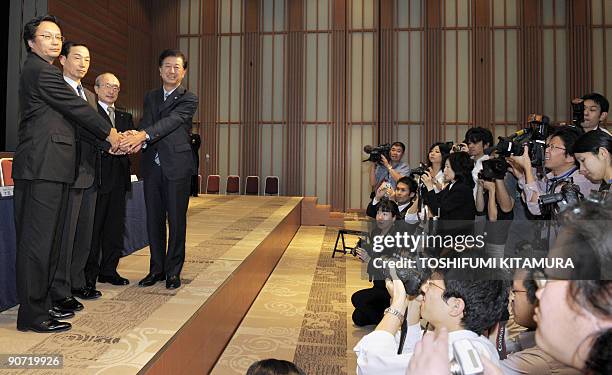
[478,158,509,181]
[379,254,429,296]
[363,144,392,164]
[491,114,549,167]
[538,178,584,215]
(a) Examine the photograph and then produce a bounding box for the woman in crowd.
[573,129,612,192]
[421,152,476,239]
[425,142,451,193]
[351,198,403,326]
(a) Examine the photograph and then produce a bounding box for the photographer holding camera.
[573,129,612,192]
[580,93,610,134]
[425,142,452,193]
[354,267,508,375]
[509,126,598,217]
[369,142,411,191]
[352,199,404,327]
[366,176,420,229]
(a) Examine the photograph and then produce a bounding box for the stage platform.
[0,195,302,375]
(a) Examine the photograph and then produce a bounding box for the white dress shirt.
[354,324,500,375]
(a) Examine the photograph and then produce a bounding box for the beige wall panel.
[317,35,329,121]
[445,0,457,27]
[397,0,410,28]
[457,0,470,27]
[351,34,363,121]
[304,126,317,196]
[190,0,200,34]
[347,125,374,209]
[261,124,272,176]
[274,35,285,122]
[493,0,505,26]
[409,33,422,122]
[319,0,330,29]
[362,33,374,122]
[189,38,200,109]
[592,0,603,25]
[555,29,567,121]
[397,32,411,121]
[306,0,318,29]
[180,0,189,34]
[218,124,229,183]
[305,34,318,121]
[493,30,506,122]
[316,125,329,204]
[218,37,230,122]
[262,36,274,121]
[542,30,555,119]
[494,125,507,139]
[444,30,457,122]
[456,125,469,143]
[507,30,518,122]
[457,30,470,122]
[352,0,364,28]
[607,0,612,24]
[506,0,517,25]
[592,29,603,93]
[220,0,231,33]
[232,0,242,32]
[261,124,284,184]
[230,36,241,122]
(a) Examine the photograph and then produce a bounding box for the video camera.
[571,98,585,129]
[491,114,550,167]
[363,144,391,164]
[538,177,584,215]
[478,158,509,181]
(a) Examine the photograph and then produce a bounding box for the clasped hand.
[107,130,147,155]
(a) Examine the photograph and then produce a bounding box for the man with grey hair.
[85,73,134,288]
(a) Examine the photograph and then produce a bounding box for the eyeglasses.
[545,144,566,152]
[512,289,527,294]
[426,280,445,292]
[97,83,121,92]
[36,33,65,42]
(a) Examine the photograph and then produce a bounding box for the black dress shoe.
[17,319,72,333]
[49,307,75,320]
[72,287,102,300]
[138,273,165,287]
[98,274,130,286]
[166,275,181,290]
[54,296,84,312]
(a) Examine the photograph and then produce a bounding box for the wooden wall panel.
[201,0,220,179]
[242,0,261,178]
[423,0,443,148]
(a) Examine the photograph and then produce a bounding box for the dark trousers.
[14,179,69,326]
[351,280,390,326]
[85,185,127,282]
[143,165,190,277]
[51,184,97,300]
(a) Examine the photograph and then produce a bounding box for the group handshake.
[105,129,148,155]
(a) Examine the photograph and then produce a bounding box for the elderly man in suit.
[13,15,119,333]
[120,49,198,290]
[85,73,134,287]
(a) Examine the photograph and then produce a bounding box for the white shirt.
[354,325,500,375]
[97,100,115,117]
[63,76,85,99]
[472,154,490,198]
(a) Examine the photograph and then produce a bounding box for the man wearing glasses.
[13,15,119,333]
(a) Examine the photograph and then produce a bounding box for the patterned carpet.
[0,195,302,375]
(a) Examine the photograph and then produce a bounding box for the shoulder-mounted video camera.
[363,144,392,164]
[491,114,550,167]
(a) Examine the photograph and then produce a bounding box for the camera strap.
[495,321,507,360]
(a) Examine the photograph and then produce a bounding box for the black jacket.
[97,104,134,193]
[423,181,476,236]
[13,53,110,183]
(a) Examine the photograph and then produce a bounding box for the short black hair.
[582,92,610,113]
[464,127,494,148]
[573,129,612,156]
[23,14,61,53]
[397,176,417,193]
[377,197,400,217]
[246,359,305,375]
[391,141,406,153]
[60,41,88,58]
[445,151,475,188]
[549,126,582,156]
[158,49,188,69]
[440,275,510,334]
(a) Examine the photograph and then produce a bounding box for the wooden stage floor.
[0,195,302,375]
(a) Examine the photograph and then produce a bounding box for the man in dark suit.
[50,42,105,315]
[13,15,119,333]
[85,73,133,287]
[121,49,198,290]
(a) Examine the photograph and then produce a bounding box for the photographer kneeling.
[369,142,411,191]
[352,198,404,327]
[354,267,508,374]
[366,176,420,230]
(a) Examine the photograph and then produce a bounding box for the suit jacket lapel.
[158,85,185,114]
[97,103,112,125]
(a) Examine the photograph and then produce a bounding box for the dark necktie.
[77,84,86,101]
